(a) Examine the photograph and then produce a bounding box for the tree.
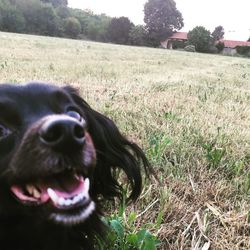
[144,0,184,46]
[40,0,68,7]
[248,37,250,42]
[188,26,212,53]
[211,25,224,42]
[37,4,60,36]
[236,46,250,57]
[0,3,26,33]
[16,0,44,34]
[86,14,111,42]
[215,41,225,53]
[63,17,81,38]
[71,9,91,35]
[55,5,70,19]
[129,25,147,46]
[107,17,134,44]
[14,0,60,36]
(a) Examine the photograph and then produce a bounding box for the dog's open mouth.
[10,170,95,225]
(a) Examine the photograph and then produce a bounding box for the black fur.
[0,82,150,250]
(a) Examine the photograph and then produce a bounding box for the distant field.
[0,32,249,249]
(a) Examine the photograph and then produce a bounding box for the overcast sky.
[68,0,250,41]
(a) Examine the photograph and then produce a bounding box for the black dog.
[0,82,150,250]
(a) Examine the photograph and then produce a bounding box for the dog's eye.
[0,124,11,139]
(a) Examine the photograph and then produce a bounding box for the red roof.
[220,39,250,48]
[168,32,188,40]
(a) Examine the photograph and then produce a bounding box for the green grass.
[1,32,250,249]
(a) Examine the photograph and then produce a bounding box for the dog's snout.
[39,116,86,151]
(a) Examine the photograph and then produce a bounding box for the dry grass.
[0,32,249,249]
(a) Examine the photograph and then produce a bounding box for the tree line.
[0,0,184,47]
[0,0,110,41]
[1,0,248,54]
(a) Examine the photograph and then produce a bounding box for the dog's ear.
[63,86,151,202]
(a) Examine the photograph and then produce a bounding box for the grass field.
[0,32,249,249]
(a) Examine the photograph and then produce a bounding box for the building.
[160,32,188,49]
[161,32,250,55]
[219,40,250,55]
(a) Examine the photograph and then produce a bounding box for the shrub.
[188,26,212,53]
[236,46,250,57]
[172,40,185,49]
[216,41,225,53]
[184,45,196,52]
[101,212,160,250]
[129,25,147,46]
[209,45,219,54]
[107,17,134,44]
[63,17,81,38]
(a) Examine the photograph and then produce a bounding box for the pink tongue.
[11,175,85,203]
[39,175,85,199]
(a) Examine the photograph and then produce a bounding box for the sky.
[68,0,250,41]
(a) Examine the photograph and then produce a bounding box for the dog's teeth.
[72,194,80,204]
[26,185,41,198]
[74,174,81,181]
[84,178,90,193]
[33,188,41,199]
[78,193,84,201]
[65,199,71,206]
[58,197,65,206]
[47,188,59,204]
[82,178,90,197]
[74,174,84,182]
[26,185,34,195]
[48,179,91,208]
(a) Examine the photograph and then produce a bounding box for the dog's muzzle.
[10,114,96,226]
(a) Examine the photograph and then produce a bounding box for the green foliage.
[0,0,119,44]
[244,172,250,194]
[211,25,224,42]
[232,159,250,195]
[97,201,161,250]
[216,41,225,52]
[144,0,184,46]
[147,132,172,164]
[236,46,250,57]
[200,129,228,170]
[107,17,134,44]
[55,5,70,19]
[38,4,60,36]
[209,45,219,54]
[0,0,187,48]
[203,143,226,169]
[172,40,186,49]
[70,9,91,35]
[102,211,160,250]
[188,26,212,53]
[0,3,26,32]
[63,17,81,38]
[129,25,147,46]
[15,0,50,34]
[86,14,111,42]
[40,0,68,7]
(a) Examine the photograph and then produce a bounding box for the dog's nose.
[39,115,86,151]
